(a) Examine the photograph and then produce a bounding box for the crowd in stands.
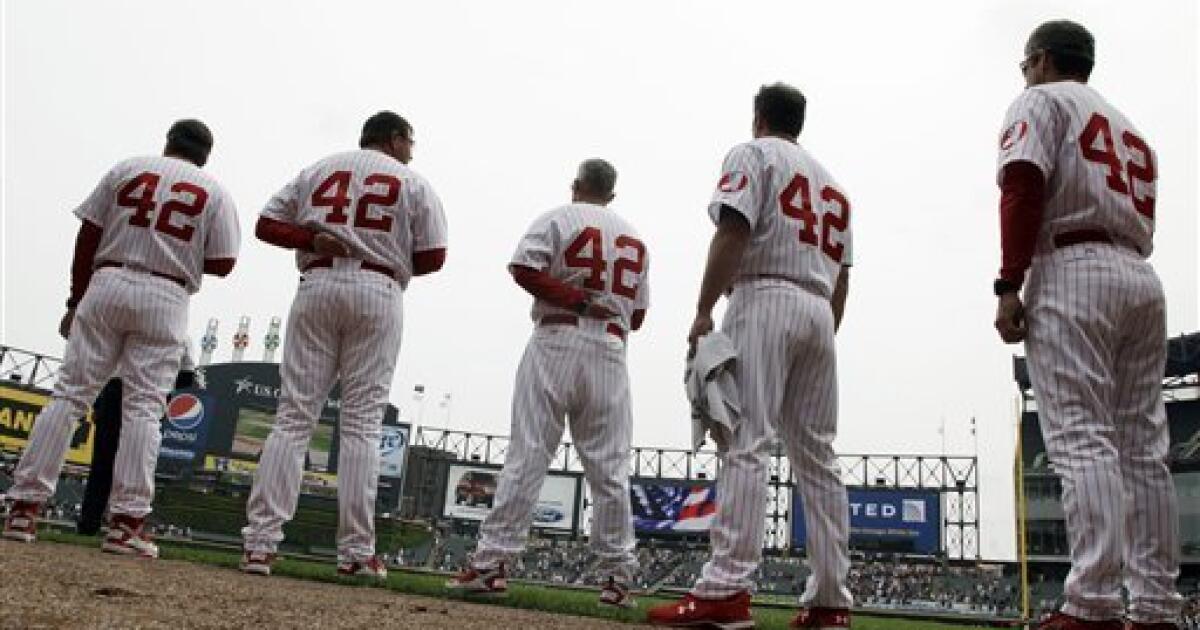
[149,523,193,539]
[844,556,1017,615]
[416,528,1025,617]
[1175,579,1200,630]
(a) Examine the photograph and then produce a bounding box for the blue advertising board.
[792,488,941,554]
[159,388,213,466]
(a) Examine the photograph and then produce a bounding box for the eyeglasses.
[1019,50,1044,75]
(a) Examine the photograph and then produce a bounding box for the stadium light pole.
[413,384,426,427]
[441,393,453,429]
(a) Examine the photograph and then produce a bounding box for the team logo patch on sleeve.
[1000,120,1028,150]
[718,171,748,193]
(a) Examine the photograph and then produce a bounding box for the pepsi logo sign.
[718,171,748,193]
[167,394,204,431]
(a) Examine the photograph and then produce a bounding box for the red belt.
[1053,229,1143,255]
[96,261,186,288]
[540,314,626,341]
[302,258,396,279]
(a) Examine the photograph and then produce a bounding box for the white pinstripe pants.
[472,322,638,583]
[1024,244,1181,623]
[242,270,403,563]
[10,268,187,517]
[693,279,851,607]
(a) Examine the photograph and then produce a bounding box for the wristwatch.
[993,279,1020,296]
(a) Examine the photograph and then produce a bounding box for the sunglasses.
[1019,50,1045,74]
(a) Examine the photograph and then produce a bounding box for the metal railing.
[412,426,980,559]
[0,345,63,390]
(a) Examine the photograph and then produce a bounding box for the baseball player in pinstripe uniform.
[77,345,196,536]
[446,159,648,609]
[648,84,852,630]
[2,120,241,558]
[992,21,1181,630]
[240,111,447,579]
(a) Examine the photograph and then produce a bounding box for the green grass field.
[39,530,1002,629]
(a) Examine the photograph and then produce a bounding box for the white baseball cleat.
[101,515,159,559]
[337,556,388,581]
[240,550,276,576]
[598,577,637,609]
[445,562,507,595]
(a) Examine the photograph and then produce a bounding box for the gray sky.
[2,0,1196,560]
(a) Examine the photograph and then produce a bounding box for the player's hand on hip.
[313,232,352,257]
[994,293,1027,344]
[583,302,617,320]
[58,308,75,340]
[688,312,715,347]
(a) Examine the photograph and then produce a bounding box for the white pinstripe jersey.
[510,203,650,332]
[261,149,448,288]
[997,81,1157,256]
[74,155,241,294]
[710,137,853,299]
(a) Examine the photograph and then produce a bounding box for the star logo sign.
[234,377,253,394]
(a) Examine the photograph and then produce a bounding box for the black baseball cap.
[1026,20,1095,62]
[167,119,214,153]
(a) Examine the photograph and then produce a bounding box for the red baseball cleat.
[2,500,41,543]
[790,606,851,629]
[101,514,158,558]
[336,556,388,580]
[646,591,754,629]
[1035,612,1123,630]
[445,562,507,595]
[240,550,277,576]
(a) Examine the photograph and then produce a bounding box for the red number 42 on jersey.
[1078,112,1155,219]
[564,227,646,300]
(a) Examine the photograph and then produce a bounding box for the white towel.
[684,331,742,452]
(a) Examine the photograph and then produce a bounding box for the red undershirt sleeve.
[203,258,236,277]
[631,309,646,331]
[256,216,316,251]
[510,264,587,311]
[412,248,447,276]
[998,161,1046,287]
[67,220,104,308]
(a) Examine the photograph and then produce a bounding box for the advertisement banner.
[443,464,578,532]
[793,488,942,554]
[631,481,717,534]
[0,385,93,465]
[203,455,338,496]
[159,389,212,465]
[378,424,410,478]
